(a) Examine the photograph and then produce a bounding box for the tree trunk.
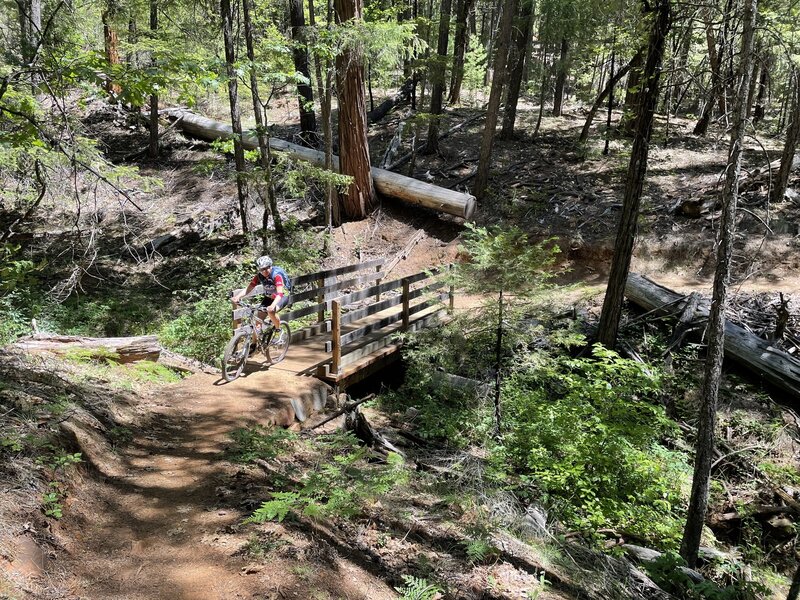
[693,4,726,135]
[672,20,692,116]
[13,334,161,363]
[578,51,639,144]
[625,273,800,400]
[17,0,41,85]
[596,0,671,349]
[148,0,159,158]
[221,0,249,235]
[499,0,533,140]
[289,0,317,145]
[770,71,800,205]
[165,109,477,219]
[603,49,615,155]
[493,289,504,438]
[310,0,339,227]
[788,563,800,600]
[551,36,569,116]
[424,0,453,155]
[532,45,547,138]
[621,49,643,136]
[745,45,760,119]
[448,0,475,105]
[753,53,770,124]
[680,0,757,569]
[334,0,375,221]
[102,0,122,96]
[17,0,40,65]
[472,0,517,199]
[243,0,283,239]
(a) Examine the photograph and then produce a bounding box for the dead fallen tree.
[625,273,800,400]
[12,334,161,363]
[162,108,477,220]
[367,78,413,124]
[10,334,221,374]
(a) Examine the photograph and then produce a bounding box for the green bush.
[245,431,409,522]
[645,552,770,600]
[0,290,33,344]
[43,293,161,337]
[501,345,689,544]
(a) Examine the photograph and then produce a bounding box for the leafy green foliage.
[463,537,499,564]
[502,344,688,543]
[35,450,82,520]
[645,552,770,600]
[243,431,408,523]
[158,262,250,363]
[394,575,443,600]
[228,426,296,463]
[452,224,560,297]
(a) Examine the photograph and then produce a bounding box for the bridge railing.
[324,267,454,376]
[282,258,386,341]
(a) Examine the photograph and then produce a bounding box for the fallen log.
[367,78,413,124]
[162,108,476,220]
[12,334,161,363]
[625,273,800,400]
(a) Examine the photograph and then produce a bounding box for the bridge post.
[402,278,410,330]
[375,264,382,303]
[316,276,325,323]
[331,299,342,375]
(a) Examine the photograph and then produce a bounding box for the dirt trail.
[54,363,396,600]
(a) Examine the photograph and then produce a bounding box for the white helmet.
[256,255,273,270]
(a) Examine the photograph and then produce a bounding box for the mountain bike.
[222,301,291,382]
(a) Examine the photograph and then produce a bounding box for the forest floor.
[1,95,800,599]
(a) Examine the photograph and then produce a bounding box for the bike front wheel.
[222,330,251,382]
[266,322,291,364]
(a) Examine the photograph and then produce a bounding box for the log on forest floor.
[625,273,800,400]
[12,334,161,363]
[162,108,477,220]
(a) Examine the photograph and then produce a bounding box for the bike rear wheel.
[266,322,291,364]
[222,330,251,382]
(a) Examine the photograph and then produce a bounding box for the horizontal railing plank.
[337,308,446,370]
[292,270,383,303]
[329,292,449,351]
[336,268,441,307]
[293,258,384,286]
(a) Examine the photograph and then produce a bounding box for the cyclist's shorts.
[260,295,290,312]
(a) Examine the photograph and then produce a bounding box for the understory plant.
[233,429,408,522]
[390,224,691,548]
[502,344,689,544]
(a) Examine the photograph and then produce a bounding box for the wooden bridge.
[260,259,453,389]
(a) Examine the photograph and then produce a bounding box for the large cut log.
[625,273,800,400]
[162,108,476,220]
[12,334,161,363]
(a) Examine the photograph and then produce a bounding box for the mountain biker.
[232,256,291,341]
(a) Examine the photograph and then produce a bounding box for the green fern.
[395,575,443,600]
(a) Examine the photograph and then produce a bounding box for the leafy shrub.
[43,293,161,337]
[645,552,770,600]
[0,290,33,345]
[501,345,689,544]
[246,431,408,522]
[159,264,249,363]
